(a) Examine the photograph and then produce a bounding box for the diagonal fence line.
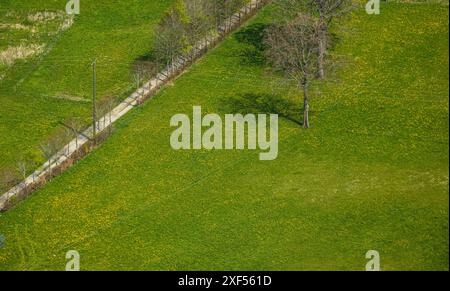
[25,127,302,271]
[0,0,270,211]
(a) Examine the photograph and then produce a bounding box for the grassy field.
[0,1,448,270]
[0,0,175,171]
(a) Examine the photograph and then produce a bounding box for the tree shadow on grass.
[220,93,303,126]
[131,52,163,81]
[234,23,273,66]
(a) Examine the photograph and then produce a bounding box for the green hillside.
[0,1,448,270]
[0,0,175,171]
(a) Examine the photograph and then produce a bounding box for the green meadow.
[0,0,175,171]
[0,1,448,270]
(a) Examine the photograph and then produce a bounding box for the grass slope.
[0,2,448,270]
[0,0,175,171]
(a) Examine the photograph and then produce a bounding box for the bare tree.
[265,14,320,128]
[16,159,29,181]
[208,0,249,31]
[97,96,116,132]
[132,60,159,91]
[153,1,190,73]
[66,117,83,150]
[0,168,19,193]
[15,158,34,193]
[184,0,215,57]
[62,126,74,158]
[39,131,64,176]
[275,0,354,79]
[39,142,54,176]
[106,96,116,135]
[184,0,250,55]
[154,0,252,70]
[310,0,354,78]
[132,72,142,104]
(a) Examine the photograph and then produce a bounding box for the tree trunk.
[302,79,310,129]
[109,111,112,136]
[318,19,327,79]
